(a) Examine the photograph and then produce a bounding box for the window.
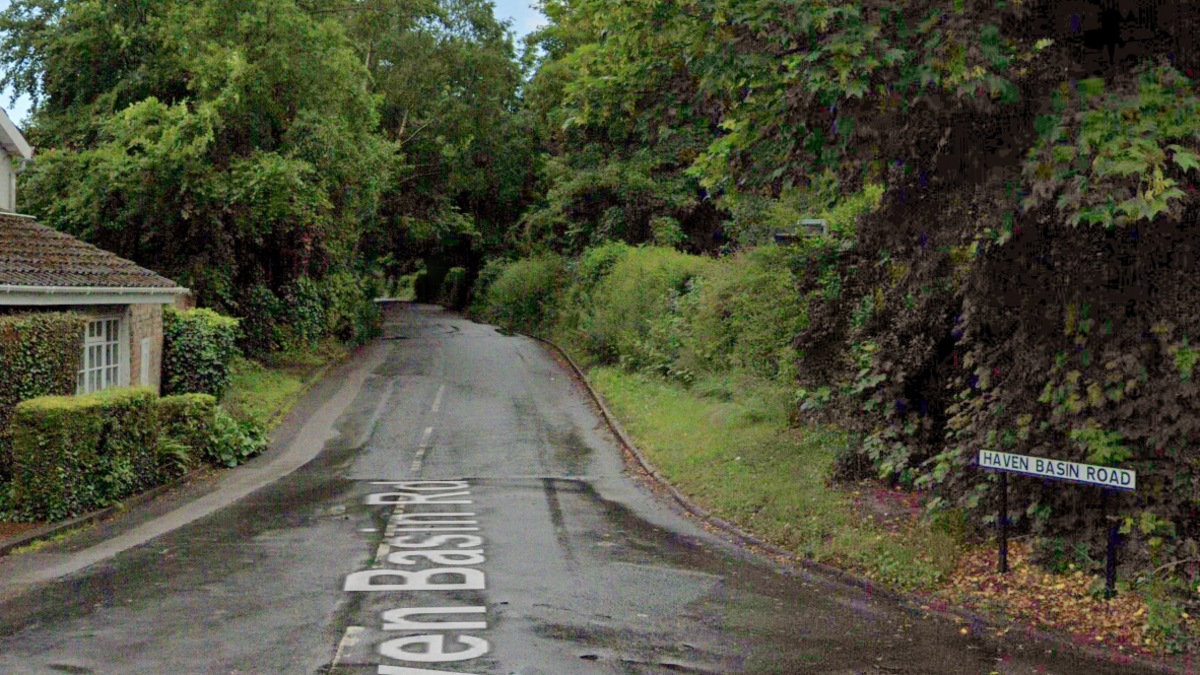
[77,317,123,395]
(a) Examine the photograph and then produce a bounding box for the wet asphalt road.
[0,304,1154,674]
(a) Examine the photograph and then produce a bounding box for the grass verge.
[588,367,961,592]
[588,366,1189,659]
[7,522,96,555]
[223,339,349,430]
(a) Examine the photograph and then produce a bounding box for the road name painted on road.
[346,480,490,674]
[978,450,1136,491]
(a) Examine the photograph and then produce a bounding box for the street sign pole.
[1104,489,1118,599]
[998,471,1009,574]
[978,450,1135,589]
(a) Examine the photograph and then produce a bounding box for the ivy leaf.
[843,78,867,99]
[1102,159,1148,177]
[1168,145,1200,172]
[881,47,908,66]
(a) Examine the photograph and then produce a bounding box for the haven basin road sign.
[978,450,1136,491]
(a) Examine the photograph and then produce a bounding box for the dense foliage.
[162,307,240,399]
[486,0,1200,648]
[0,0,536,354]
[10,0,1200,645]
[0,312,86,482]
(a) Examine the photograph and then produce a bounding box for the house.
[0,107,187,395]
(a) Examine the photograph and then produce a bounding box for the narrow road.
[0,304,1147,674]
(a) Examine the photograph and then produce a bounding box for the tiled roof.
[0,213,179,289]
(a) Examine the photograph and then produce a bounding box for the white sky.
[0,0,547,129]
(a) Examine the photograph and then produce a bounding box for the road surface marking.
[430,385,446,413]
[373,543,392,568]
[410,427,435,473]
[349,480,490,673]
[332,626,365,667]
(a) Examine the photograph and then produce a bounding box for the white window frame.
[77,315,129,395]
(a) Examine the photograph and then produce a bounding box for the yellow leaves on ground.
[934,541,1159,655]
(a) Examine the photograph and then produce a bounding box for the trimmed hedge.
[163,307,240,399]
[0,312,88,481]
[8,387,159,521]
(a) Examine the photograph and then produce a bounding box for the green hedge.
[438,266,470,309]
[476,255,567,334]
[8,387,159,521]
[0,312,88,481]
[163,307,240,399]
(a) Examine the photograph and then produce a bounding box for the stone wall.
[128,304,163,392]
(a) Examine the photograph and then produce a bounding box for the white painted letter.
[382,606,487,631]
[387,550,485,566]
[372,481,470,491]
[368,491,473,505]
[344,568,486,592]
[379,634,489,662]
[390,513,478,526]
[389,534,483,549]
[379,662,482,667]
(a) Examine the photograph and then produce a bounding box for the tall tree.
[0,0,400,351]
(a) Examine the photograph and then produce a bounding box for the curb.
[0,467,205,557]
[0,348,351,559]
[525,331,1173,674]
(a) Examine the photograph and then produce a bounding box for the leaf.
[882,47,908,66]
[1169,147,1200,173]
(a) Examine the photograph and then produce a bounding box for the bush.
[162,306,240,399]
[675,245,809,382]
[0,312,88,482]
[476,254,567,334]
[157,393,216,476]
[8,387,159,522]
[580,245,712,363]
[322,271,383,346]
[438,266,470,309]
[158,393,267,469]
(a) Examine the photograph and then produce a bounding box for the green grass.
[223,340,349,430]
[7,522,96,554]
[589,367,960,592]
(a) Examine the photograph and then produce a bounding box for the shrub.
[234,284,282,355]
[0,312,88,482]
[676,245,810,381]
[477,254,567,334]
[8,387,159,522]
[162,306,240,399]
[322,271,383,346]
[468,257,513,314]
[438,266,470,309]
[157,393,216,477]
[206,406,268,468]
[581,245,712,363]
[158,393,266,469]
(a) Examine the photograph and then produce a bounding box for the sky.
[0,0,547,129]
[493,0,547,41]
